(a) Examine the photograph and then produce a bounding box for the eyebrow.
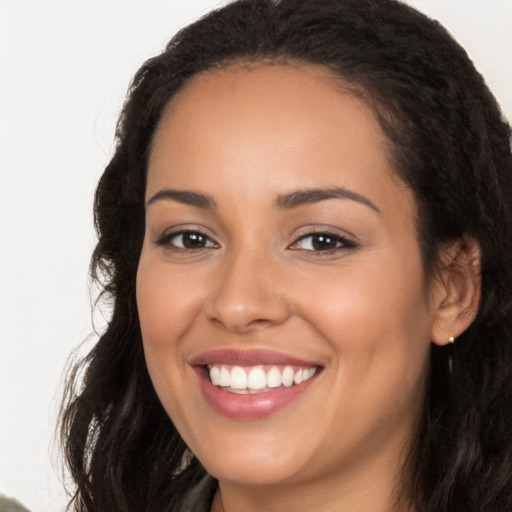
[147,189,217,209]
[274,187,381,213]
[146,186,380,214]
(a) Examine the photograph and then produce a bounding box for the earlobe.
[431,236,481,346]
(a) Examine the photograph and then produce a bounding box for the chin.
[190,433,311,486]
[204,459,300,487]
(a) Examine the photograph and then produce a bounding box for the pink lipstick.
[191,350,321,419]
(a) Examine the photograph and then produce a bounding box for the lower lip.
[196,368,318,419]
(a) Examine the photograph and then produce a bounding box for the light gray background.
[1,1,511,511]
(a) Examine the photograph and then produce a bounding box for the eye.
[155,230,218,250]
[290,232,356,253]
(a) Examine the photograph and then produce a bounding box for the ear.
[430,236,481,346]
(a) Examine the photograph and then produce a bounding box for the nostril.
[249,318,275,326]
[206,301,288,332]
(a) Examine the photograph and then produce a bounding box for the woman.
[60,0,512,510]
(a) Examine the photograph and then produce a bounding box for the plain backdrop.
[1,1,511,511]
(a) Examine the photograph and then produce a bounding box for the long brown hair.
[61,1,512,510]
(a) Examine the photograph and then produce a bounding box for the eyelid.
[151,224,358,254]
[153,227,219,250]
[288,228,358,253]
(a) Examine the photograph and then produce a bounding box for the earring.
[448,332,455,374]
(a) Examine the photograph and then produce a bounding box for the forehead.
[152,63,380,146]
[150,64,389,174]
[147,63,413,219]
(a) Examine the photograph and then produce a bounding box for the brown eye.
[178,232,209,249]
[310,234,339,251]
[156,230,218,250]
[291,232,356,252]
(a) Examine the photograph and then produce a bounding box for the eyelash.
[154,229,357,254]
[154,230,218,251]
[289,231,358,254]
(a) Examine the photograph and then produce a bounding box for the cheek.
[296,258,431,442]
[136,255,202,350]
[297,258,429,340]
[290,250,432,396]
[136,253,203,427]
[136,253,201,420]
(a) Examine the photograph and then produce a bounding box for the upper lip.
[189,349,321,367]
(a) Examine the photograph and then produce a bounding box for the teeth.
[282,366,294,387]
[304,367,317,380]
[210,366,221,386]
[267,366,282,388]
[248,367,267,390]
[219,366,230,387]
[230,366,247,389]
[207,364,318,392]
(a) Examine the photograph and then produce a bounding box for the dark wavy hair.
[60,0,512,510]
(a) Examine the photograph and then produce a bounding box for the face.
[137,64,437,488]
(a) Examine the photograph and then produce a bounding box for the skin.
[136,63,478,511]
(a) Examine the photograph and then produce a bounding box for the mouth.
[206,364,319,394]
[191,349,323,419]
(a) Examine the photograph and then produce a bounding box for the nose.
[205,250,290,333]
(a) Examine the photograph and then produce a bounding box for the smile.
[208,364,318,393]
[191,350,323,419]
